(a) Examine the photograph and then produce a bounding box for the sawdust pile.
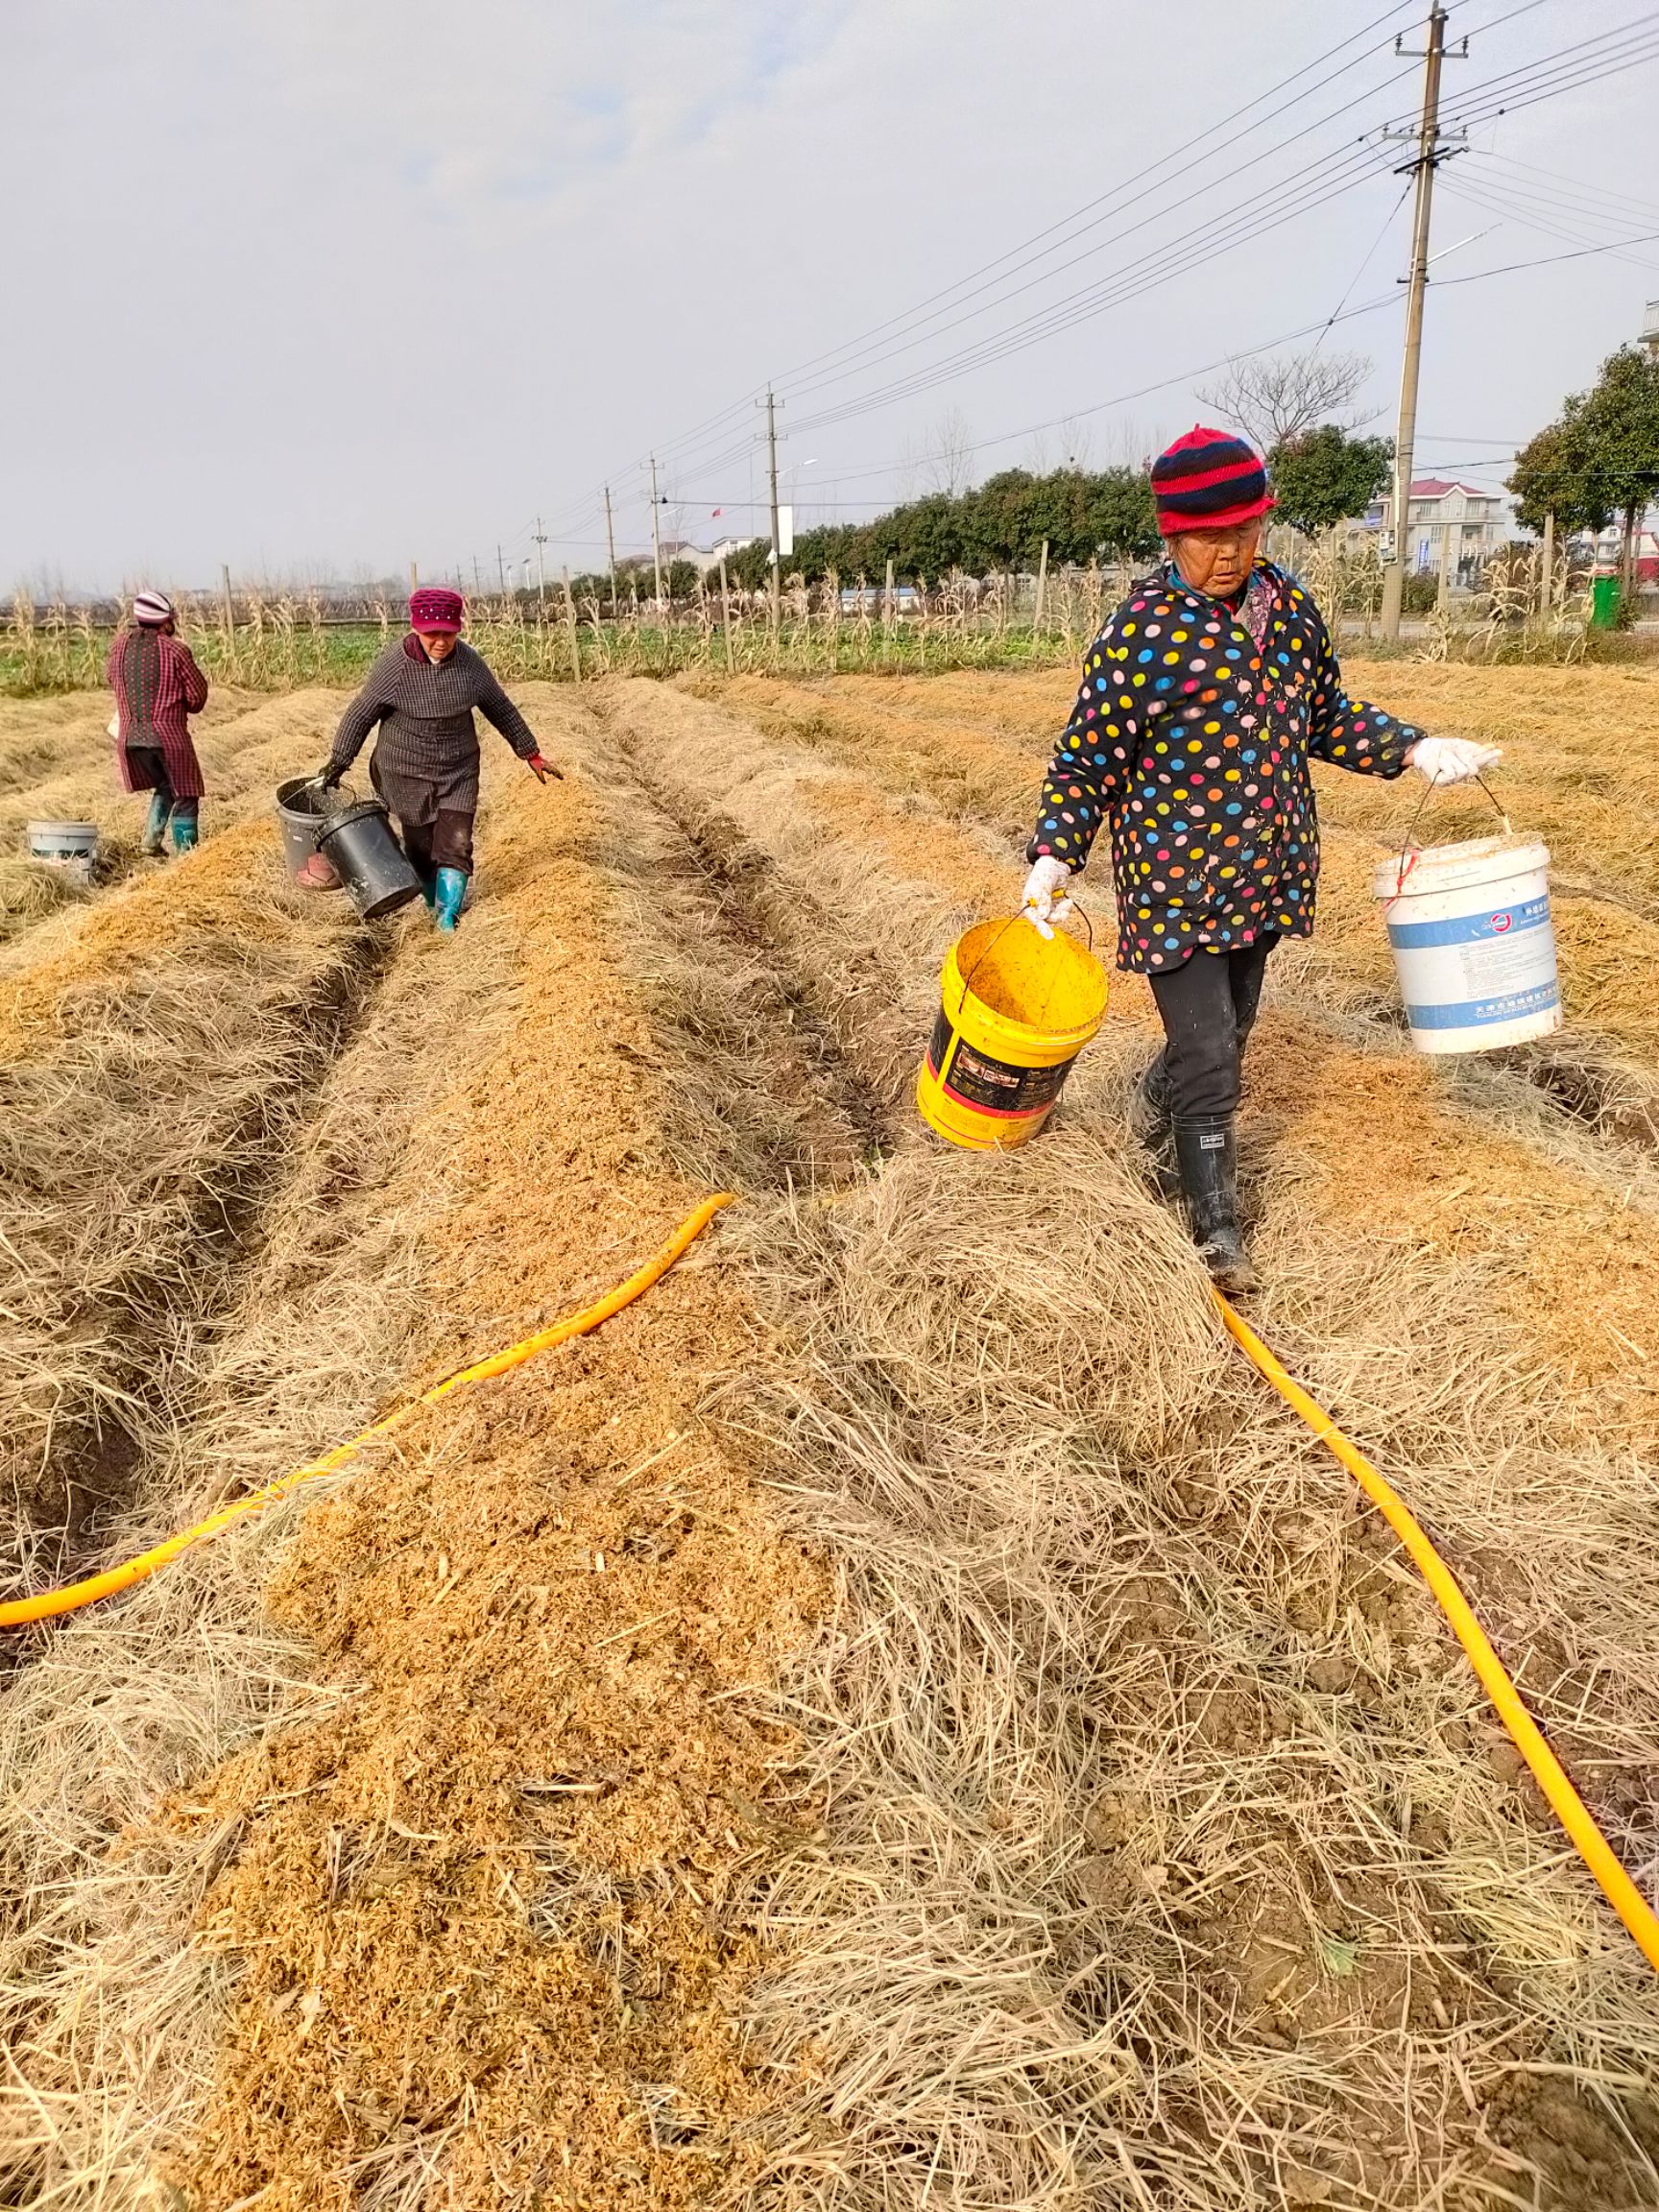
[159,752,825,2210]
[1,715,826,2209]
[7,661,1659,2208]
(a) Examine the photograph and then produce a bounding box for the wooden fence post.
[883,557,896,644]
[1033,540,1048,636]
[563,566,581,682]
[718,556,735,673]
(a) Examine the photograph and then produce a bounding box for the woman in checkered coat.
[322,587,560,932]
[107,590,210,857]
[1021,427,1500,1292]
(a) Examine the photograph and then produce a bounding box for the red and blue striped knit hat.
[1151,424,1275,535]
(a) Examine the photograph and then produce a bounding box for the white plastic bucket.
[27,819,99,882]
[1374,832,1561,1054]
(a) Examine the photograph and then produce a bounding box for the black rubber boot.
[1130,1050,1174,1148]
[1173,1116,1258,1295]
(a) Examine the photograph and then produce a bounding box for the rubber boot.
[420,875,437,912]
[1173,1116,1258,1295]
[171,812,199,855]
[141,792,169,857]
[1130,1050,1175,1150]
[433,866,467,933]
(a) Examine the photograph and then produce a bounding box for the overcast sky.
[6,0,1657,594]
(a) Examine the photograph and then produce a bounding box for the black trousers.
[370,753,474,881]
[1146,936,1277,1121]
[129,749,199,829]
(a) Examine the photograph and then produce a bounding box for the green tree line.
[725,466,1164,589]
[562,426,1398,603]
[1508,345,1659,581]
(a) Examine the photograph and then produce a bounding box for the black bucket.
[315,798,423,920]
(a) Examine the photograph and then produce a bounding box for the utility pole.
[1380,2,1466,640]
[496,543,507,599]
[763,388,783,651]
[409,561,419,594]
[648,457,665,619]
[603,484,618,621]
[472,556,483,597]
[533,517,547,622]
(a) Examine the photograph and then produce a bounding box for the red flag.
[711,507,722,517]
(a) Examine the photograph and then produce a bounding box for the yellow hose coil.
[1214,1287,1659,1976]
[0,1194,733,1631]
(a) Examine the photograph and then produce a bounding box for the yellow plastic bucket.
[917,916,1110,1150]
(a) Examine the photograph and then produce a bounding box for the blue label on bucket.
[1387,895,1551,950]
[1404,980,1560,1030]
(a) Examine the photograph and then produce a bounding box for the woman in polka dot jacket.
[1022,426,1500,1292]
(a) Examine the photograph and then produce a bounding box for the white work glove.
[1021,854,1076,940]
[1407,735,1502,786]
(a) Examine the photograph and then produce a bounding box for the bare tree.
[1057,416,1095,472]
[1194,349,1378,454]
[900,405,977,499]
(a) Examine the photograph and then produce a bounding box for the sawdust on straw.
[1,716,825,2209]
[6,663,1659,2207]
[601,673,1659,2207]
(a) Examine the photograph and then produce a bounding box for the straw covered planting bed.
[0,662,1656,2209]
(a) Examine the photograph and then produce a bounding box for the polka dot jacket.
[1027,559,1425,974]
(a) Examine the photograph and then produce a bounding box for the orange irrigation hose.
[0,1194,734,1631]
[1214,1286,1659,1976]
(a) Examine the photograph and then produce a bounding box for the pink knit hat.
[408,586,465,634]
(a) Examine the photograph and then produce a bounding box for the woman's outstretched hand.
[1021,855,1076,939]
[1407,736,1502,786]
[527,753,563,783]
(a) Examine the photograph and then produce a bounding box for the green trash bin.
[1591,574,1622,629]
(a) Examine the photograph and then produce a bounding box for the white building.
[1368,478,1516,579]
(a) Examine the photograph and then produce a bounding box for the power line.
[500,3,1659,571]
[1437,12,1659,129]
[1472,150,1659,227]
[779,149,1405,443]
[1432,226,1659,282]
[516,13,1425,554]
[1441,174,1659,273]
[685,227,1659,526]
[657,147,1406,481]
[655,1,1641,480]
[1472,148,1659,226]
[758,16,1423,408]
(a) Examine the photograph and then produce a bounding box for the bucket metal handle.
[957,900,1096,1028]
[1387,770,1510,906]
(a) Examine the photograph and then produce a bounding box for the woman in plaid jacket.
[322,587,560,932]
[107,590,210,856]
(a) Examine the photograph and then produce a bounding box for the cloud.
[5,0,1657,589]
